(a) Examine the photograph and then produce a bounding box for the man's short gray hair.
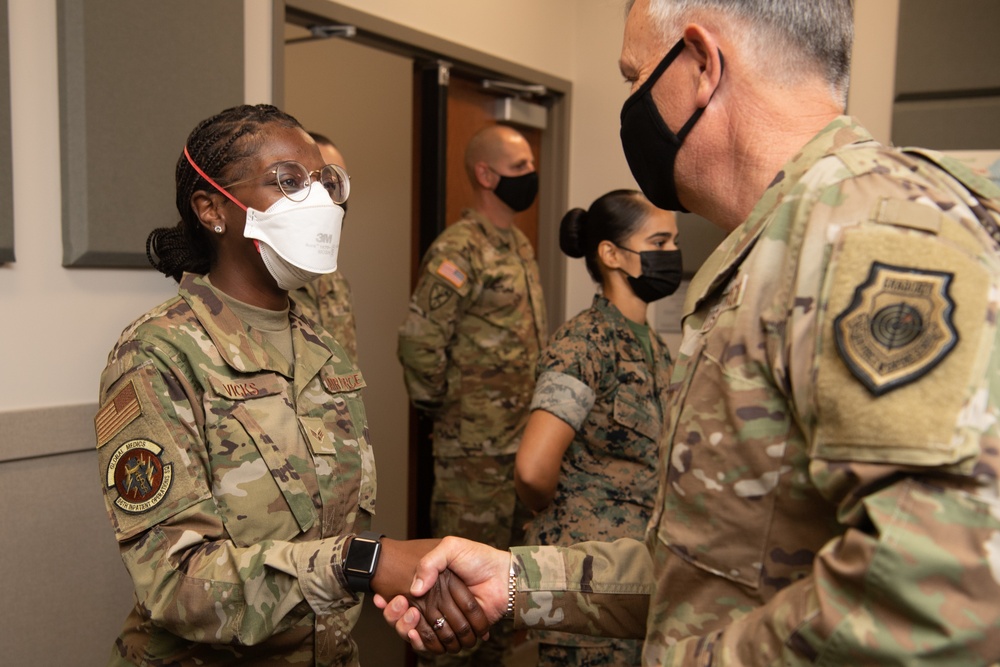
[627,0,854,106]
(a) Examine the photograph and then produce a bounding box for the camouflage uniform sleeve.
[95,341,357,646]
[660,166,1000,665]
[397,242,475,411]
[510,539,653,639]
[530,371,596,431]
[529,320,607,429]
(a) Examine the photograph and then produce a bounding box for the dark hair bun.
[558,208,588,258]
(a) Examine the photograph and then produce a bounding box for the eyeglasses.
[223,160,350,204]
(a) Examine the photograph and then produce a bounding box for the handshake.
[370,536,512,655]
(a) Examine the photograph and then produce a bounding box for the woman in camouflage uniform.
[514,190,678,667]
[94,105,483,666]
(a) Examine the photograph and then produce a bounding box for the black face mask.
[493,171,539,212]
[619,39,723,212]
[617,246,683,303]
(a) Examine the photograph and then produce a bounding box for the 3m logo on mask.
[242,181,345,290]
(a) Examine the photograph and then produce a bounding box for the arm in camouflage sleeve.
[510,539,652,639]
[100,344,357,646]
[660,470,1000,666]
[389,537,652,642]
[397,246,475,412]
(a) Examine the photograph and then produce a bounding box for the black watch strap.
[344,531,384,594]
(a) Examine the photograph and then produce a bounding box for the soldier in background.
[515,190,677,667]
[293,131,359,363]
[380,0,1000,664]
[397,124,547,666]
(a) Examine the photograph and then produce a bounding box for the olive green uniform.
[398,209,547,665]
[95,273,375,666]
[509,117,1000,666]
[527,294,671,666]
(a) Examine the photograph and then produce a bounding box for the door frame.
[279,1,571,542]
[279,0,570,333]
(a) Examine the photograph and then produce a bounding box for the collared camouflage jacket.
[528,292,670,546]
[94,273,376,666]
[510,117,1000,666]
[397,209,547,458]
[526,293,671,650]
[294,269,359,364]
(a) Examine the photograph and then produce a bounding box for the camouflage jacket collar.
[178,273,332,382]
[684,116,876,317]
[461,208,529,257]
[592,292,669,366]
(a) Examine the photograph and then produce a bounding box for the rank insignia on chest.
[106,439,173,514]
[834,262,957,396]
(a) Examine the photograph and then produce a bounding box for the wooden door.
[409,66,547,542]
[444,73,542,247]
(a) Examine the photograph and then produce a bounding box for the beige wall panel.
[895,0,1000,96]
[893,97,1000,150]
[57,0,244,266]
[0,449,134,665]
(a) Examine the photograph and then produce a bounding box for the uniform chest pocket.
[612,391,660,442]
[313,372,377,515]
[216,392,318,547]
[475,260,528,314]
[657,312,793,590]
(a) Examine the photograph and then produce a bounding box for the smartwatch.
[343,531,384,594]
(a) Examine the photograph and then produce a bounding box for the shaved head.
[464,125,531,184]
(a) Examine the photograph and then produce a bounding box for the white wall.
[1,0,175,413]
[848,0,900,144]
[323,0,578,81]
[563,0,641,319]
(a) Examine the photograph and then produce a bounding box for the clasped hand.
[373,537,511,654]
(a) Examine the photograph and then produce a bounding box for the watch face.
[346,538,380,574]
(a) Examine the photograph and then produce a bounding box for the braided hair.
[146,104,303,281]
[559,189,650,284]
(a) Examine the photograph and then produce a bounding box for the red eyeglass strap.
[183,146,247,212]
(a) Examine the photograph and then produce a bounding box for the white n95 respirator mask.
[243,181,345,291]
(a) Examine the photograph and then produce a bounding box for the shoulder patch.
[106,438,173,514]
[95,379,142,449]
[834,262,958,395]
[429,283,454,310]
[435,259,467,289]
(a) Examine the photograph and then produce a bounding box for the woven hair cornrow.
[147,104,303,281]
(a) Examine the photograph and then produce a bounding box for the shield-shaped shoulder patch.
[834,262,958,396]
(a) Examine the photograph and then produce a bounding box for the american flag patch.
[435,259,467,288]
[95,380,142,448]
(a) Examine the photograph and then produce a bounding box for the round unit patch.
[834,262,957,396]
[105,438,173,514]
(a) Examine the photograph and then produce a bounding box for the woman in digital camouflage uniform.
[514,189,678,667]
[94,104,483,666]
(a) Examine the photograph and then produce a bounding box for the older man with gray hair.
[380,1,1000,664]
